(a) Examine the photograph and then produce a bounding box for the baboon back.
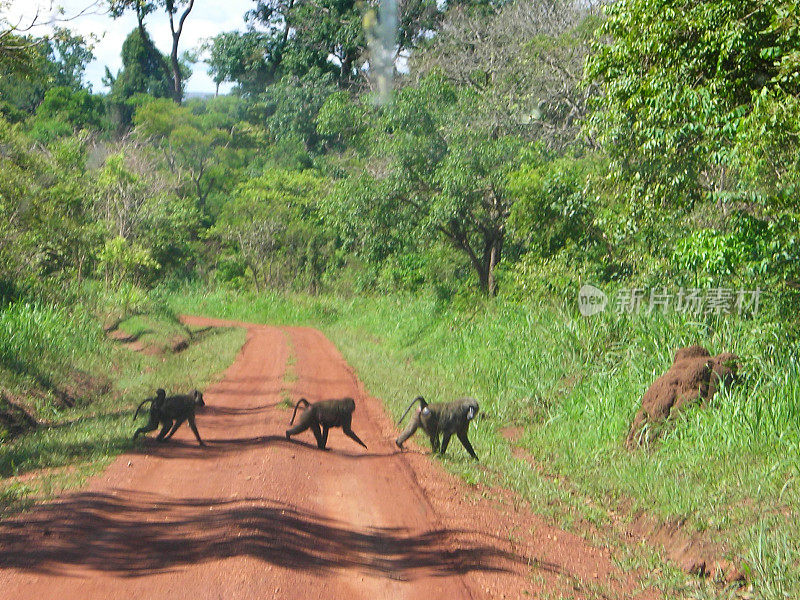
[159,396,198,419]
[431,398,479,430]
[313,398,355,426]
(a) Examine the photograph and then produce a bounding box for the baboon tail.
[397,396,426,425]
[290,398,310,425]
[133,398,153,421]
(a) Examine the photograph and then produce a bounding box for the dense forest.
[1,0,800,597]
[2,0,798,305]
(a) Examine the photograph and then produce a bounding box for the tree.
[202,30,282,95]
[0,28,96,116]
[95,152,153,241]
[34,86,108,133]
[103,28,177,127]
[38,137,105,285]
[247,0,439,86]
[323,74,525,295]
[584,0,791,210]
[248,0,366,85]
[506,153,609,262]
[732,0,800,204]
[133,97,248,217]
[108,0,196,102]
[253,69,338,150]
[214,169,327,291]
[413,0,599,151]
[0,0,41,76]
[47,27,96,90]
[0,119,103,290]
[94,146,201,284]
[0,117,47,289]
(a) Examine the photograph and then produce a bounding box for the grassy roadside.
[171,288,799,599]
[0,298,246,514]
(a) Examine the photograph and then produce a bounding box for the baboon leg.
[286,411,314,437]
[440,431,453,455]
[133,421,159,440]
[396,413,422,448]
[428,431,440,453]
[286,411,324,448]
[311,422,325,449]
[320,424,329,449]
[156,420,174,441]
[343,426,368,449]
[339,413,367,449]
[187,414,205,446]
[457,428,479,460]
[165,418,186,439]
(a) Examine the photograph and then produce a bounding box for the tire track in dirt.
[0,317,659,600]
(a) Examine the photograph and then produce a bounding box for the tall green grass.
[169,287,800,599]
[0,301,104,380]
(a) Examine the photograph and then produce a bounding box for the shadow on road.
[132,436,400,461]
[201,402,284,416]
[0,490,553,580]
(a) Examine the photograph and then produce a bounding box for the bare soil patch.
[501,429,743,587]
[628,514,743,583]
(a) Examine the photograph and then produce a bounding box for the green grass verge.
[169,287,799,599]
[115,312,194,352]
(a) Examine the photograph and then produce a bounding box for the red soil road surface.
[0,317,658,600]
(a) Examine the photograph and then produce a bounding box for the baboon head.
[464,398,479,421]
[193,389,205,406]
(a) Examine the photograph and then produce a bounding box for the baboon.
[396,396,479,460]
[286,397,367,450]
[133,388,206,446]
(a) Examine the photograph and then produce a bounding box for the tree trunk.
[487,234,502,297]
[167,0,196,103]
[135,12,172,97]
[170,48,182,103]
[76,251,85,286]
[449,228,493,295]
[340,51,354,82]
[469,231,503,296]
[249,263,261,292]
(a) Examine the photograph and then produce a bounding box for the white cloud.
[2,0,252,94]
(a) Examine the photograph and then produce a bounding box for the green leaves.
[321,74,526,294]
[97,237,160,286]
[316,91,370,150]
[214,169,328,291]
[132,97,248,216]
[33,87,108,135]
[202,31,280,94]
[586,0,796,210]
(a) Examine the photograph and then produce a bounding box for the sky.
[3,0,255,94]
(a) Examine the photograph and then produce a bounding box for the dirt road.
[0,317,656,599]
